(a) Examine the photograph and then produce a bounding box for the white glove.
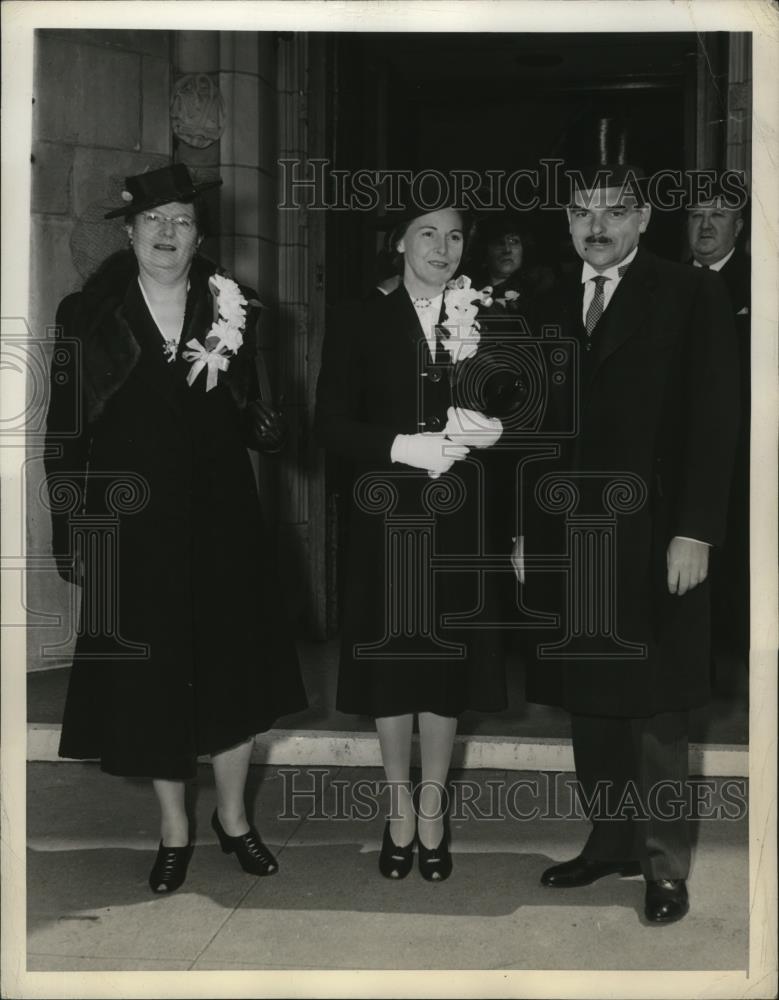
[391,432,469,476]
[444,406,503,448]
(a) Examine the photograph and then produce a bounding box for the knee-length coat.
[45,251,306,778]
[315,285,507,718]
[520,247,740,718]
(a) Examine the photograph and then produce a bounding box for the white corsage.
[183,274,248,391]
[440,276,493,364]
[493,288,521,308]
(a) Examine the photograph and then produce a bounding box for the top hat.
[562,115,648,200]
[104,164,222,219]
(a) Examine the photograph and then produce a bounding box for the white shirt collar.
[693,247,735,272]
[581,244,639,284]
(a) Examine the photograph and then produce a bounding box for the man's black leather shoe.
[541,855,641,887]
[645,879,689,923]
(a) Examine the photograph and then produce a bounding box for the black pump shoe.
[149,842,193,894]
[378,821,415,879]
[418,825,452,882]
[211,810,278,876]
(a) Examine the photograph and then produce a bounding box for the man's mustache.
[585,237,613,245]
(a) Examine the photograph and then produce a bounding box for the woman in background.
[469,212,552,310]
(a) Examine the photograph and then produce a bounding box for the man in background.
[687,179,751,673]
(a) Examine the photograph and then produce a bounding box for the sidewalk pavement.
[26,762,748,973]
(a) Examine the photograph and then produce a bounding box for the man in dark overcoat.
[686,178,751,665]
[520,162,740,924]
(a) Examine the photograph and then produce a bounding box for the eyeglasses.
[139,211,196,231]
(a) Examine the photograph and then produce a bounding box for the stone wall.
[30,29,172,342]
[27,29,173,670]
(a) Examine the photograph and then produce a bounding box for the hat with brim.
[562,116,649,203]
[567,164,648,200]
[104,164,222,219]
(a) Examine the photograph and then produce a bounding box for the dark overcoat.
[717,246,751,318]
[521,246,740,718]
[45,252,306,778]
[705,246,751,652]
[315,285,506,717]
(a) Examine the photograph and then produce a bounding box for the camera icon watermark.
[1,317,82,440]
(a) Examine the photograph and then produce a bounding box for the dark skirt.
[335,456,507,718]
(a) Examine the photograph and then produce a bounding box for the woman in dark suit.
[45,165,307,894]
[315,206,506,881]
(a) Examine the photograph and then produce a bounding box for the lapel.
[378,284,454,415]
[718,248,751,313]
[561,272,585,337]
[550,275,585,431]
[177,265,214,357]
[382,283,449,370]
[119,265,221,427]
[585,246,658,391]
[385,283,428,353]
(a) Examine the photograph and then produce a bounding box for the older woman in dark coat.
[45,165,307,894]
[316,206,506,882]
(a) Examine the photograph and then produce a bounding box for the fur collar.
[72,253,223,422]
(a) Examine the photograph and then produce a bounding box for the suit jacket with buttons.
[314,284,507,716]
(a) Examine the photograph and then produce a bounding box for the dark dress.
[45,252,307,779]
[315,285,507,718]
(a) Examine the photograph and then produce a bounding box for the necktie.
[413,297,432,308]
[585,275,608,335]
[584,263,631,336]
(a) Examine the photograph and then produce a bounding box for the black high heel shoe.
[211,810,278,876]
[418,821,452,882]
[378,821,415,879]
[149,842,193,894]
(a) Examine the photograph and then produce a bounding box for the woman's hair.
[385,208,471,276]
[467,213,537,277]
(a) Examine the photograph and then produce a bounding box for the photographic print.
[2,2,776,998]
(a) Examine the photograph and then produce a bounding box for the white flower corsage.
[440,276,493,364]
[493,288,521,308]
[182,274,249,391]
